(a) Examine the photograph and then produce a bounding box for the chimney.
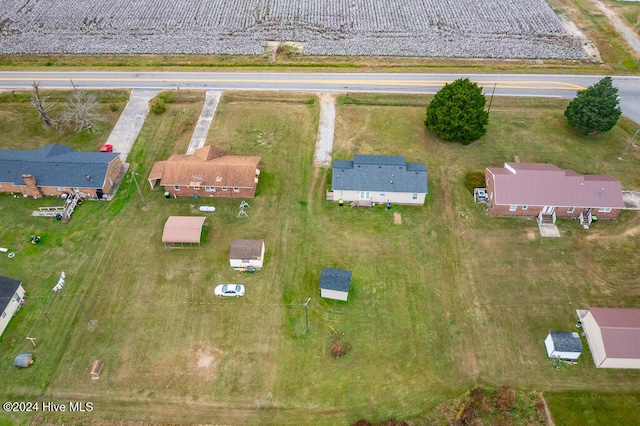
[21,174,43,198]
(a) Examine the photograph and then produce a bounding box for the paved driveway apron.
[106,89,159,164]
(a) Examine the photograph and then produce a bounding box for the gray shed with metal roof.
[319,268,352,301]
[544,332,583,360]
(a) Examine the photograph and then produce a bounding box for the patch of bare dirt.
[393,212,402,224]
[193,345,223,372]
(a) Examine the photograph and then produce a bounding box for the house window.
[509,205,517,211]
[56,186,65,191]
[379,193,385,197]
[193,186,200,191]
[222,187,227,191]
[1,312,5,319]
[567,207,575,213]
[113,163,118,171]
[174,185,180,191]
[233,187,240,193]
[205,186,215,192]
[412,193,418,200]
[358,191,370,200]
[242,259,249,264]
[598,207,612,213]
[13,293,20,303]
[522,205,528,211]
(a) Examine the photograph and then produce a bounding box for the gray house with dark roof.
[328,155,428,206]
[0,276,25,338]
[319,268,352,301]
[0,144,123,198]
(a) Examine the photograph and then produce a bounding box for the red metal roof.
[487,162,624,208]
[590,307,640,359]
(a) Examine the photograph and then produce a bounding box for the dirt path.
[313,93,336,167]
[186,90,222,154]
[594,0,640,57]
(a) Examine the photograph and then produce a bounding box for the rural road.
[1,72,639,123]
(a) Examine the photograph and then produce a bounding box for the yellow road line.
[0,77,586,91]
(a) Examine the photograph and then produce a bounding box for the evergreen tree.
[425,78,489,145]
[564,76,621,136]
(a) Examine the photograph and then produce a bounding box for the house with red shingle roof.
[148,146,260,199]
[485,162,624,224]
[578,307,640,369]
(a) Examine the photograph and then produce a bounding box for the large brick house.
[148,145,260,198]
[0,144,123,198]
[485,162,624,224]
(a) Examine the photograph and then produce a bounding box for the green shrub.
[157,91,177,104]
[149,97,166,115]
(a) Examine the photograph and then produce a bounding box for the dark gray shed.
[319,268,352,301]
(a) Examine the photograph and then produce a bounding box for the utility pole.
[132,172,148,209]
[75,294,91,325]
[619,128,640,160]
[303,298,311,333]
[486,82,497,114]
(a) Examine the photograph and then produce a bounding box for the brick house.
[0,144,123,198]
[485,162,624,225]
[148,145,260,198]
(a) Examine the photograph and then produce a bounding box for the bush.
[495,386,516,413]
[464,171,486,194]
[331,340,346,358]
[149,97,166,115]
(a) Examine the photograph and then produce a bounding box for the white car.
[214,284,245,297]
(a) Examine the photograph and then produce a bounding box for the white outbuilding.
[229,239,265,271]
[319,268,352,301]
[578,307,640,369]
[544,332,583,360]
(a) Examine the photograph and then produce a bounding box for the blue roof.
[549,332,583,353]
[332,155,428,193]
[0,275,22,311]
[319,268,352,292]
[0,144,119,189]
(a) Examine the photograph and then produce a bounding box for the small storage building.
[229,239,265,271]
[578,307,640,369]
[544,332,583,360]
[319,268,352,301]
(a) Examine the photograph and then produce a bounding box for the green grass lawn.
[0,92,639,425]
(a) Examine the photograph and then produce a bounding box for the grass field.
[0,91,639,425]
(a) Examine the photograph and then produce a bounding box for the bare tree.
[31,81,55,128]
[58,91,105,133]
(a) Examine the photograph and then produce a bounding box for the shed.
[229,239,265,270]
[319,268,352,301]
[578,307,640,369]
[14,353,33,368]
[162,216,206,248]
[544,332,583,360]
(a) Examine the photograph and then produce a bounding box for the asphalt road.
[1,71,638,123]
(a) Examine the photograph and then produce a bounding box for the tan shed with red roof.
[578,307,640,369]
